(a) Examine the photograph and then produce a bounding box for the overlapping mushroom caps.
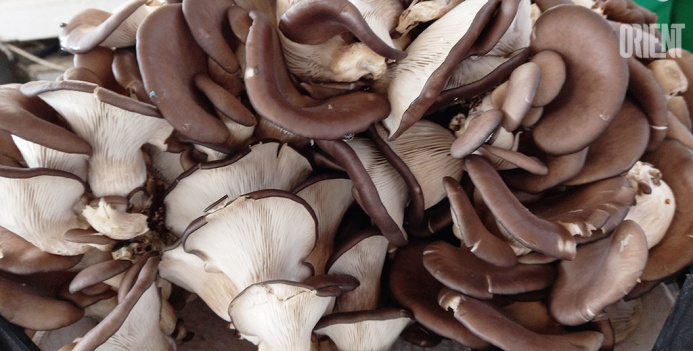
[4,0,693,350]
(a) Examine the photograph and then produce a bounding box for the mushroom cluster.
[1,0,693,350]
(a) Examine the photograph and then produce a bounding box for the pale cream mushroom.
[624,161,676,248]
[164,141,312,236]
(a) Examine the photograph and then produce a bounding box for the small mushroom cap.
[503,148,588,194]
[422,241,556,299]
[439,288,605,351]
[466,155,576,259]
[623,162,675,249]
[182,0,241,74]
[444,177,516,267]
[550,220,648,326]
[530,5,629,155]
[501,61,541,131]
[530,49,566,107]
[279,0,406,60]
[451,109,503,159]
[69,259,133,294]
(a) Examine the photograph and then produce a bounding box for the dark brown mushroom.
[530,5,629,156]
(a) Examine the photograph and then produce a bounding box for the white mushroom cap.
[296,176,355,275]
[0,168,90,256]
[327,230,389,312]
[11,135,89,181]
[383,0,491,137]
[229,280,339,351]
[375,120,463,209]
[159,243,238,321]
[94,283,174,351]
[82,198,148,240]
[313,309,414,351]
[164,141,312,236]
[183,191,316,294]
[22,81,174,197]
[624,161,676,248]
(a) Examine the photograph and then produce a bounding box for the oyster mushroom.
[313,308,414,351]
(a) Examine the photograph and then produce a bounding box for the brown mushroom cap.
[59,0,149,54]
[530,49,566,107]
[466,155,576,259]
[244,10,391,140]
[501,61,541,131]
[530,5,629,156]
[422,241,556,299]
[389,241,490,349]
[528,175,636,243]
[627,56,668,151]
[278,0,406,60]
[549,220,648,326]
[0,271,84,330]
[69,259,133,294]
[444,177,517,267]
[564,99,650,186]
[0,226,82,275]
[0,84,91,156]
[137,3,231,146]
[439,288,605,351]
[451,109,504,159]
[503,148,588,194]
[182,0,241,74]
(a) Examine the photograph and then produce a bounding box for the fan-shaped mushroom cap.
[528,175,636,242]
[0,167,90,256]
[165,141,312,236]
[444,177,517,267]
[229,280,342,351]
[423,241,556,299]
[137,3,239,147]
[296,175,354,275]
[0,226,82,275]
[69,259,133,294]
[159,242,238,321]
[314,308,414,351]
[550,220,648,326]
[624,162,675,248]
[183,190,316,294]
[21,80,173,197]
[530,5,629,155]
[59,0,157,54]
[503,148,588,193]
[326,227,389,312]
[466,155,576,259]
[565,99,649,186]
[451,109,504,159]
[389,242,489,349]
[439,289,604,351]
[112,48,150,103]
